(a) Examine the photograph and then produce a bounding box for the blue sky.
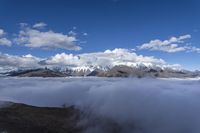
[0,0,200,70]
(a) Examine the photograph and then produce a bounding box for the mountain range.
[3,64,199,78]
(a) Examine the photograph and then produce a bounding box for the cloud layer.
[1,77,200,133]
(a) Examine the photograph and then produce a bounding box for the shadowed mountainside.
[0,102,125,133]
[8,69,67,77]
[0,103,81,133]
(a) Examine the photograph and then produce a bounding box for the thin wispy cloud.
[32,22,47,29]
[83,32,88,36]
[189,46,200,53]
[137,34,200,54]
[0,29,4,36]
[137,35,192,53]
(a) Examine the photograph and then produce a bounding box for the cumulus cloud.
[32,22,47,29]
[137,35,192,53]
[0,53,42,70]
[1,78,200,133]
[15,24,81,51]
[45,48,166,68]
[0,38,12,46]
[0,48,179,72]
[0,29,12,46]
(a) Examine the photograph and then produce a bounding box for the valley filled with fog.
[1,77,200,133]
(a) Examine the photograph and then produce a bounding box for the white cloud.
[0,53,41,70]
[0,38,12,46]
[178,34,191,40]
[15,25,81,51]
[0,28,12,46]
[137,35,191,53]
[32,22,47,29]
[45,48,166,68]
[0,48,179,72]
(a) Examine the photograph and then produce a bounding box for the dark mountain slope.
[0,103,81,133]
[8,69,67,77]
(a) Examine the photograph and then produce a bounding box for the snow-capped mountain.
[1,48,198,78]
[5,63,198,78]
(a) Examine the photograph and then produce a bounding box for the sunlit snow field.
[1,77,200,133]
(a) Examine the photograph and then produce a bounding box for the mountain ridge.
[4,64,199,78]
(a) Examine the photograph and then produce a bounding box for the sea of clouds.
[1,77,200,133]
